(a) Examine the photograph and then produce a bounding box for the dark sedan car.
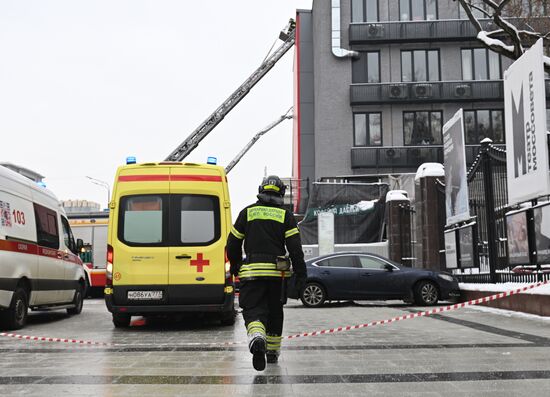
[287,252,460,307]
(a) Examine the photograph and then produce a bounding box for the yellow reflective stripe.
[247,321,266,335]
[267,335,282,350]
[239,271,292,278]
[247,206,285,223]
[263,184,280,192]
[240,263,277,271]
[231,226,244,239]
[285,228,299,238]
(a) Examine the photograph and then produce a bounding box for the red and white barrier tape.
[1,280,547,346]
[0,332,112,346]
[284,279,550,340]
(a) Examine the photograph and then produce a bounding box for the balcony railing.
[349,17,550,44]
[350,80,508,105]
[351,144,506,169]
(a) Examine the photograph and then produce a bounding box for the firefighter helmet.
[258,175,286,196]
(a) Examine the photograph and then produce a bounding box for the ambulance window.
[61,216,76,254]
[121,196,164,244]
[33,203,60,249]
[176,195,219,245]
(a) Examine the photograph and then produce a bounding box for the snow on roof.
[386,190,410,202]
[415,162,444,181]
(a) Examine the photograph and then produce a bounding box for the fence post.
[386,191,412,266]
[481,139,498,283]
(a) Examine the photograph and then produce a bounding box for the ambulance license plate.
[127,290,163,300]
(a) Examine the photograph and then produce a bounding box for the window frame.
[169,194,221,247]
[60,216,77,254]
[401,49,441,82]
[463,109,505,144]
[402,110,443,146]
[461,48,502,80]
[316,255,360,269]
[353,112,383,147]
[351,0,380,23]
[399,0,439,21]
[117,194,170,247]
[352,51,381,84]
[33,203,60,250]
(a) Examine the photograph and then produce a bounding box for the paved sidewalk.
[1,298,550,396]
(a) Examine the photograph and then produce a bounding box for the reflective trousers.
[239,278,285,352]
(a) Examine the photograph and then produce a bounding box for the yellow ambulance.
[104,159,235,327]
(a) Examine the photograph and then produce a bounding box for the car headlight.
[438,274,455,282]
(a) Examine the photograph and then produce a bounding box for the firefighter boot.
[247,321,266,371]
[266,335,282,364]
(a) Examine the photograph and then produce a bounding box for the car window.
[318,256,358,268]
[358,256,387,270]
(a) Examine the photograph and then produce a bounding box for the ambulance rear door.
[167,165,226,305]
[112,167,170,299]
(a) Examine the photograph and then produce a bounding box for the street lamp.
[86,176,111,210]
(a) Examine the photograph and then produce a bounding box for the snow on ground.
[459,282,550,295]
[467,304,550,323]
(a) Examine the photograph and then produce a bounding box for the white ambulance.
[0,165,87,330]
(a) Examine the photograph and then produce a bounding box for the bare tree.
[454,0,550,69]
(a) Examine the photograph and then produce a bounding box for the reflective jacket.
[226,199,306,280]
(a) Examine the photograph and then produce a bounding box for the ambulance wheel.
[112,313,131,328]
[67,284,84,315]
[1,287,29,330]
[220,309,236,326]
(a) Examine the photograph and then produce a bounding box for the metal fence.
[445,141,550,283]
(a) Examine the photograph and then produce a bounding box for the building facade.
[292,0,548,212]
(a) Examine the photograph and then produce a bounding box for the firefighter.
[226,175,307,371]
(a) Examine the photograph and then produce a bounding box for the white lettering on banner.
[525,72,537,172]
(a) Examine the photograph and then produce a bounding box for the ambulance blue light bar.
[126,156,137,165]
[207,156,217,165]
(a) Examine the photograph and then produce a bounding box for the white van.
[0,165,87,330]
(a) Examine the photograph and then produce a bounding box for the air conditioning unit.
[388,84,408,99]
[412,83,433,99]
[454,84,472,98]
[367,24,384,38]
[384,147,402,160]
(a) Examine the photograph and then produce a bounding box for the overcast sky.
[0,0,312,217]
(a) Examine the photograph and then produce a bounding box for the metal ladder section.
[165,20,296,162]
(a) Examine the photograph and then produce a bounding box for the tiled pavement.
[1,298,550,396]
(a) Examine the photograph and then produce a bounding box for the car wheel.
[112,313,131,328]
[413,280,439,306]
[67,284,84,315]
[300,282,326,308]
[1,287,29,330]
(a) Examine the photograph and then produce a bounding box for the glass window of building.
[459,0,490,18]
[403,111,442,145]
[462,48,502,80]
[352,51,380,83]
[401,50,439,82]
[400,0,438,21]
[354,113,382,146]
[351,0,378,22]
[463,110,505,144]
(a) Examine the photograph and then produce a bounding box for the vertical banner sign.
[443,108,470,226]
[318,211,334,256]
[504,39,550,205]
